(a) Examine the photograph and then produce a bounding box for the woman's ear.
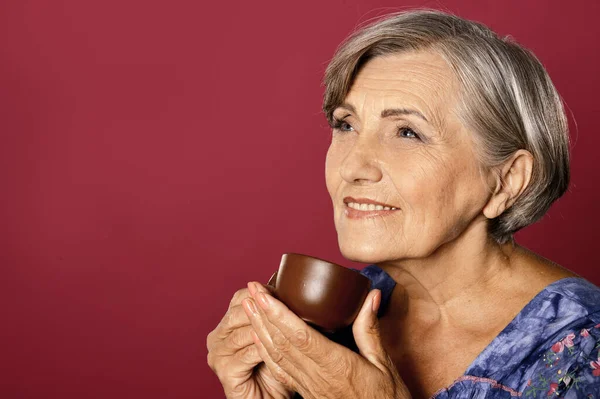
[483,149,533,219]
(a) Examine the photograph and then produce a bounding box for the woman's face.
[325,51,492,263]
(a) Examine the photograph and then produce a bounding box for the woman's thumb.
[352,289,390,370]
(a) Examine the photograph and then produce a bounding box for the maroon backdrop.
[1,0,598,397]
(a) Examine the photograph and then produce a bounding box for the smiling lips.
[343,197,399,219]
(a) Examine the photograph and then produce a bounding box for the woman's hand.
[242,283,411,399]
[207,285,294,399]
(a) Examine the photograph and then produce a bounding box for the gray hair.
[323,9,570,244]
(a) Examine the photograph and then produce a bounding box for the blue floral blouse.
[360,265,600,398]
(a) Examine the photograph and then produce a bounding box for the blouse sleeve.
[524,324,600,398]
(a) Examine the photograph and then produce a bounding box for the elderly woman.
[207,9,600,399]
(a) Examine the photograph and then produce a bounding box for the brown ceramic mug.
[268,253,371,332]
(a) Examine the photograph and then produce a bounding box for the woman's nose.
[339,139,383,185]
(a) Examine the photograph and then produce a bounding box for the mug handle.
[267,270,278,288]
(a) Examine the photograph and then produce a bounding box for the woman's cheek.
[325,145,338,190]
[325,141,347,193]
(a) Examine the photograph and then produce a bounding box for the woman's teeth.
[347,202,397,211]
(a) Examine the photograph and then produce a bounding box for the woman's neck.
[376,221,517,309]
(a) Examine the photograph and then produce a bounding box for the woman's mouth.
[343,197,400,219]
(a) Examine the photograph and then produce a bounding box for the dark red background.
[1,0,598,397]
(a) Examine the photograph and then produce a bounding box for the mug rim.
[281,253,371,285]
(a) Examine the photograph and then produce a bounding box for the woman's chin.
[338,241,394,264]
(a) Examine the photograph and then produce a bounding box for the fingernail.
[248,282,257,296]
[253,282,264,293]
[256,292,270,310]
[243,298,258,315]
[372,290,381,313]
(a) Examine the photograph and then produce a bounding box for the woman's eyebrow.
[335,103,428,123]
[381,108,429,123]
[336,103,357,115]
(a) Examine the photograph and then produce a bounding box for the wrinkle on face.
[349,55,453,137]
[325,50,491,263]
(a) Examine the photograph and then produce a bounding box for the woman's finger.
[220,282,277,337]
[208,284,279,351]
[250,329,297,391]
[233,342,262,366]
[229,284,274,309]
[216,304,252,338]
[224,324,256,352]
[242,296,304,377]
[228,288,250,308]
[248,282,329,361]
[352,289,392,371]
[243,283,346,393]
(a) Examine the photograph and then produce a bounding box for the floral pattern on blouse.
[524,325,600,398]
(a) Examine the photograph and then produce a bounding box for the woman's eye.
[340,122,354,132]
[398,127,419,139]
[332,119,354,132]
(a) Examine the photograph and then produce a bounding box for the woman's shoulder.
[492,246,600,397]
[499,273,600,349]
[442,276,600,398]
[511,245,599,317]
[542,277,600,317]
